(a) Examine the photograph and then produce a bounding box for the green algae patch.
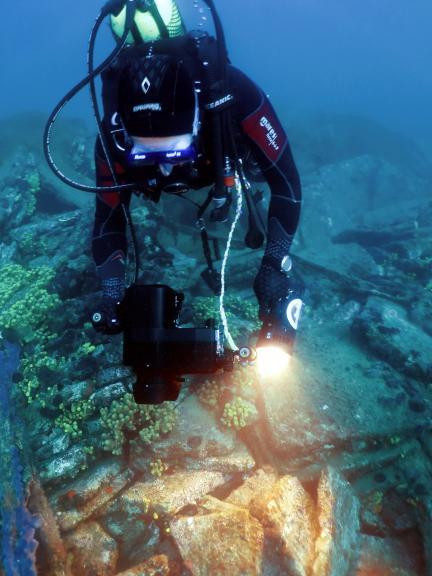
[192,295,260,341]
[56,399,96,440]
[0,263,60,344]
[220,397,259,431]
[23,167,40,217]
[100,393,178,456]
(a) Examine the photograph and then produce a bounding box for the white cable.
[219,176,243,351]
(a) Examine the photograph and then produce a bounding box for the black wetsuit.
[92,65,302,317]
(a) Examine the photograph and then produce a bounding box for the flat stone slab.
[138,395,249,466]
[260,314,432,461]
[50,459,133,532]
[118,470,228,517]
[170,496,264,576]
[353,296,432,382]
[312,467,360,576]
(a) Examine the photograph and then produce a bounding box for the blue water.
[1,1,431,140]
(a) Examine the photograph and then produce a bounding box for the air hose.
[43,0,139,194]
[218,174,243,352]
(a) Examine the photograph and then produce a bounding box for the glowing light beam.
[256,346,290,378]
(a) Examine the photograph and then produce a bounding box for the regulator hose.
[203,0,265,247]
[43,0,138,193]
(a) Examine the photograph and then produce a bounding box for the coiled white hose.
[218,176,243,352]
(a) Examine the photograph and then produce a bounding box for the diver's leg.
[92,140,131,332]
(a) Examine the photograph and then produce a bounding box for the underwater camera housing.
[120,282,234,404]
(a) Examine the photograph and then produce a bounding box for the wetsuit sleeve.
[229,67,302,317]
[229,66,301,242]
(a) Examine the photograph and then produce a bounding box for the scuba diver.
[91,0,303,349]
[44,0,304,401]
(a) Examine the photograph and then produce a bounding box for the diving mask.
[128,133,197,166]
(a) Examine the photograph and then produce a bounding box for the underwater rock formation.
[249,475,316,575]
[171,499,264,575]
[1,113,432,575]
[313,467,360,576]
[0,341,39,576]
[64,521,118,576]
[352,297,432,382]
[27,479,73,576]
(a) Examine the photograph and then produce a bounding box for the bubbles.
[192,0,209,27]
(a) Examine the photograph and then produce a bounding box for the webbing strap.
[131,20,144,43]
[197,189,213,220]
[201,227,214,272]
[149,2,169,38]
[197,192,221,288]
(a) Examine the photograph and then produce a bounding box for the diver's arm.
[91,138,131,333]
[230,67,302,320]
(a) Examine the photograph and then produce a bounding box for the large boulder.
[50,459,133,532]
[64,521,118,576]
[170,496,264,576]
[250,475,316,576]
[289,113,432,182]
[313,467,360,576]
[352,296,432,382]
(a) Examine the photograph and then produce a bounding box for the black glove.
[254,217,296,318]
[92,297,123,335]
[92,276,125,335]
[253,262,292,321]
[254,261,304,355]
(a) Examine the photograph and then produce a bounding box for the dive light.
[255,285,304,377]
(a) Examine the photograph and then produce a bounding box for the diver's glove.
[254,256,304,355]
[254,217,304,354]
[254,256,293,320]
[254,217,297,317]
[92,277,125,335]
